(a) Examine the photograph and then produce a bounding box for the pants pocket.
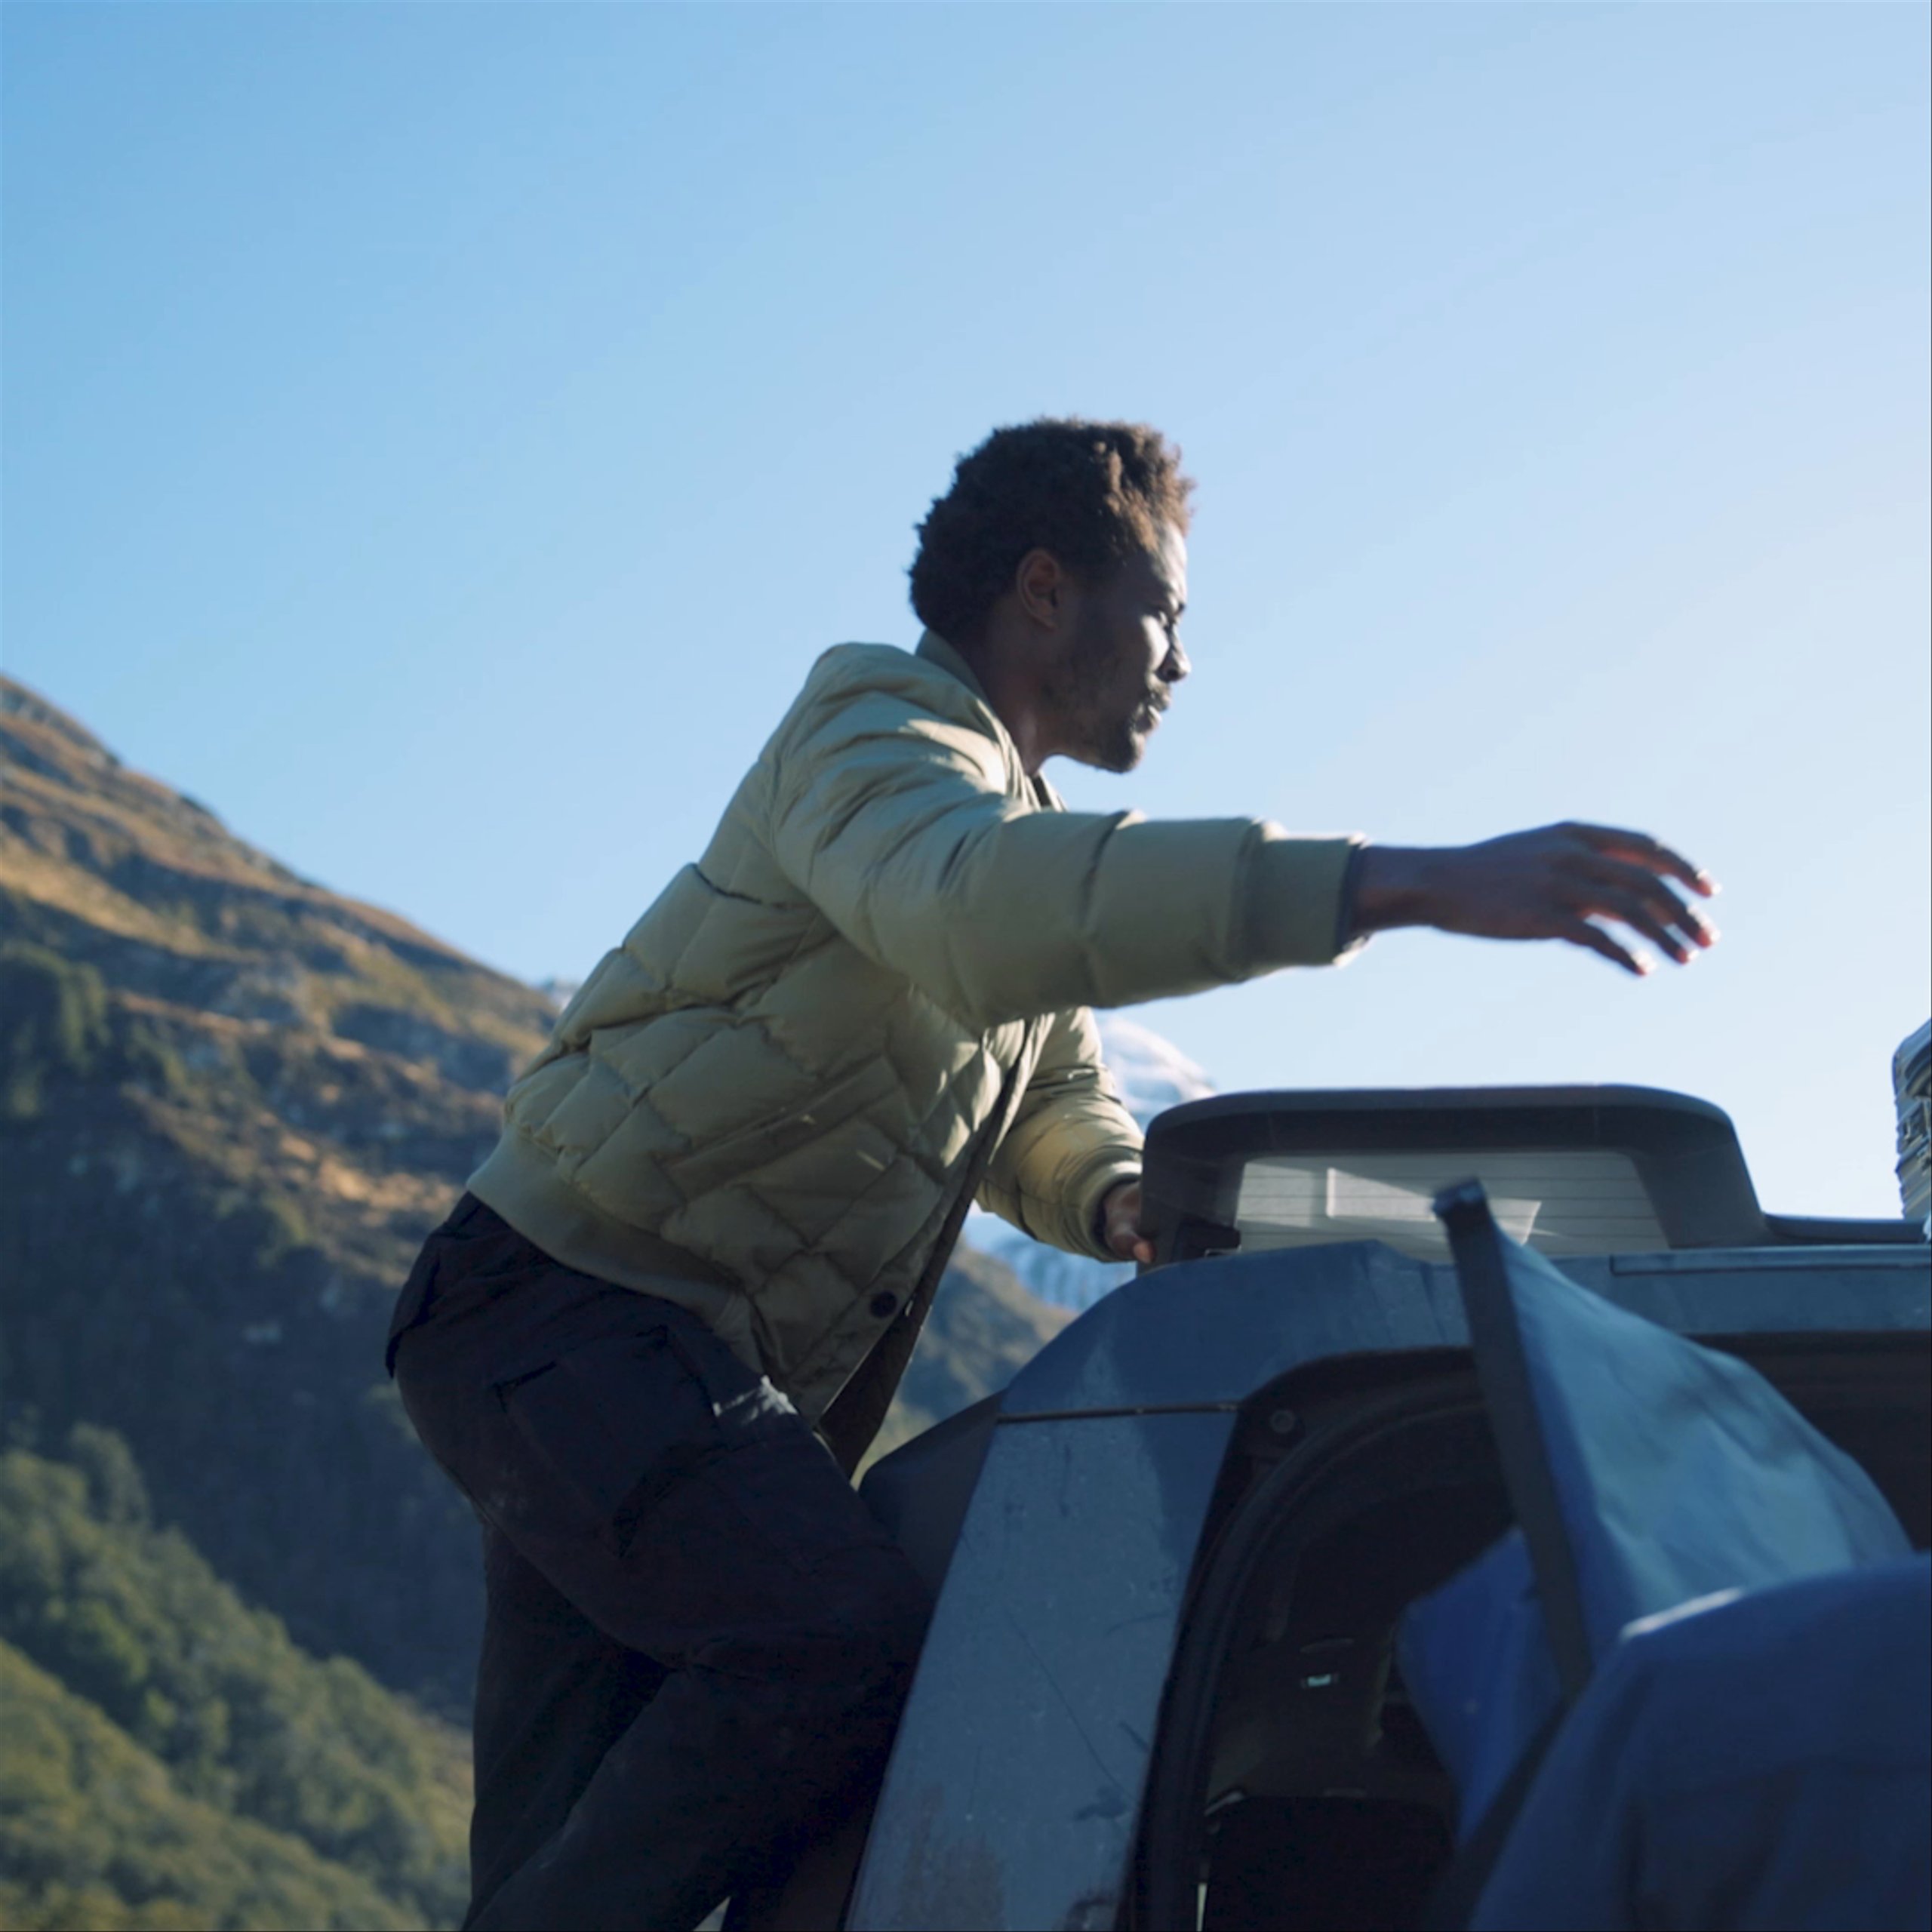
[493,1330,720,1555]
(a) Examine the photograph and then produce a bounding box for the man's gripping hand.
[1349,823,1719,977]
[1101,1181,1156,1266]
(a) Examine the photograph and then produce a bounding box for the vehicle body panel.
[850,1240,1930,1932]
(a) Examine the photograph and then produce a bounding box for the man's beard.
[1051,624,1152,774]
[1079,704,1149,774]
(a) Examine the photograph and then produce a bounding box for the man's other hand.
[1350,823,1720,977]
[1101,1181,1155,1266]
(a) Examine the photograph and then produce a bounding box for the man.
[387,419,1718,1931]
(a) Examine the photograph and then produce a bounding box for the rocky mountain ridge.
[1,677,562,1710]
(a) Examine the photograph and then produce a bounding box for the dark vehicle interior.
[1128,1339,1932,1931]
[1124,1088,1929,1930]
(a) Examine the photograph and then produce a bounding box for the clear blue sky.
[6,4,1927,1218]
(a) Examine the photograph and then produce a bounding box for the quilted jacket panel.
[469,632,1359,1419]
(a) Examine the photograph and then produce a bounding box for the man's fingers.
[1588,888,1696,964]
[1427,826,1721,971]
[1570,823,1717,898]
[1578,861,1718,952]
[1556,915,1651,976]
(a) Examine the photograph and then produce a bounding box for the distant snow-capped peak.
[1092,1012,1215,1129]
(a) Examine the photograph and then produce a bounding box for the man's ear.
[1014,547,1066,632]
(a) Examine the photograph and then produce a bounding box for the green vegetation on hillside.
[0,1640,415,1932]
[0,940,243,1124]
[0,1432,469,1929]
[0,943,110,1121]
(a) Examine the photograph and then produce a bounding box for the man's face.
[1048,523,1191,773]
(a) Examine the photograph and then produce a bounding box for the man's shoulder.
[800,641,979,706]
[781,641,1002,745]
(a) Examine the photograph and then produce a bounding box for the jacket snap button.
[869,1291,898,1319]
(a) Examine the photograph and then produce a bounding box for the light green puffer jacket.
[469,632,1361,1422]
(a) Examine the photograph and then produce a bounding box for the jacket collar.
[914,629,992,706]
[914,629,1062,812]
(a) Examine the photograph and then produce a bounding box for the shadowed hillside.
[1,677,555,1711]
[0,1429,469,1929]
[0,675,1073,1719]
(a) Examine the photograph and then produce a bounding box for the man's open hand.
[1350,823,1720,976]
[1101,1181,1155,1266]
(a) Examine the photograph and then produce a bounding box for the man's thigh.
[401,1279,926,1669]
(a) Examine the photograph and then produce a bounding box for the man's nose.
[1161,634,1191,683]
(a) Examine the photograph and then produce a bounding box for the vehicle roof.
[1137,1084,1923,1264]
[1003,1238,1931,1418]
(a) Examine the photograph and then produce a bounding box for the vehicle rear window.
[1233,1149,1667,1261]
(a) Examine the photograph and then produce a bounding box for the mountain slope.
[2,1644,416,1932]
[1,678,556,1711]
[0,675,1075,1717]
[0,1429,464,1930]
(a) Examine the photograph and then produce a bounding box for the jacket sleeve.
[767,667,1363,1031]
[978,1005,1144,1258]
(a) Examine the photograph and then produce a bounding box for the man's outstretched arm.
[1092,823,1719,1267]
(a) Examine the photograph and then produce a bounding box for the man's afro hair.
[908,418,1192,644]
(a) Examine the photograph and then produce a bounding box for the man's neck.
[953,637,1054,776]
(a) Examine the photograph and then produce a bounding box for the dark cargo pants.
[387,1196,931,1932]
